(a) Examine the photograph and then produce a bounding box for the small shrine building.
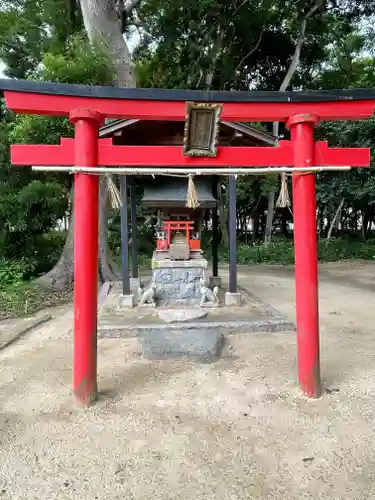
[99,118,277,303]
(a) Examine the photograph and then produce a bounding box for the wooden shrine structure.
[1,78,374,406]
[98,118,277,299]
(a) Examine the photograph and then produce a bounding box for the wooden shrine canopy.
[2,77,375,406]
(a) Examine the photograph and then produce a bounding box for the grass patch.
[113,253,152,271]
[0,281,72,320]
[211,238,375,266]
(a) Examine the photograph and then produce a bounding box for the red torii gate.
[1,79,374,406]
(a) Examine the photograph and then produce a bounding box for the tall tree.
[78,0,142,283]
[136,0,372,244]
[0,0,135,286]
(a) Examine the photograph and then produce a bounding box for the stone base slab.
[152,256,208,269]
[139,328,223,362]
[98,318,296,339]
[158,309,207,323]
[225,292,242,307]
[119,294,135,309]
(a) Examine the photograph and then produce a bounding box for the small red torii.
[1,78,374,407]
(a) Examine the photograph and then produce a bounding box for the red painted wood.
[4,90,375,121]
[11,138,75,165]
[11,139,370,168]
[189,239,201,250]
[163,220,194,247]
[163,221,194,228]
[98,141,295,166]
[315,141,370,166]
[290,116,322,399]
[71,112,101,407]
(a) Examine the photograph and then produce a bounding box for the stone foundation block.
[139,328,223,362]
[225,292,242,307]
[130,278,141,300]
[119,294,135,309]
[151,254,208,307]
[209,276,222,288]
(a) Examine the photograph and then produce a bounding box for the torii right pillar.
[287,114,321,398]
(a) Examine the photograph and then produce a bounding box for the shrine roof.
[2,78,375,103]
[99,118,277,146]
[141,178,216,208]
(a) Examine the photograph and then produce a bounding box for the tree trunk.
[281,207,289,237]
[37,0,138,289]
[264,188,276,248]
[263,0,323,247]
[251,213,260,245]
[325,198,344,247]
[79,0,136,88]
[99,177,120,281]
[37,190,74,290]
[362,211,367,240]
[80,0,138,281]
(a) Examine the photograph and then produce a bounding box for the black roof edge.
[2,78,375,103]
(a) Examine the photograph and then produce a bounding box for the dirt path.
[1,262,375,499]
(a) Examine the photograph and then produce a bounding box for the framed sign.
[183,102,222,157]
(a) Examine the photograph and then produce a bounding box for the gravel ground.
[1,261,375,499]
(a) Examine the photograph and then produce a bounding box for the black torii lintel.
[2,78,375,103]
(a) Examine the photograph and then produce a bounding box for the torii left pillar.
[288,114,322,399]
[70,109,102,406]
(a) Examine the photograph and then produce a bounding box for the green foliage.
[39,34,113,85]
[0,281,72,319]
[0,259,32,286]
[0,28,113,266]
[0,0,83,78]
[221,239,375,266]
[10,33,113,147]
[0,178,67,257]
[0,230,65,279]
[136,0,369,91]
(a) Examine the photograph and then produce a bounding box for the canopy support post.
[228,175,237,293]
[130,181,138,279]
[211,176,219,279]
[120,175,130,296]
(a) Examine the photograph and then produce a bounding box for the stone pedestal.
[119,294,135,309]
[225,292,242,307]
[130,277,141,301]
[152,253,208,307]
[209,276,222,288]
[140,328,223,362]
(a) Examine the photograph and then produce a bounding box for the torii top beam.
[2,79,375,122]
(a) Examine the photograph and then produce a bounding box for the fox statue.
[138,282,157,308]
[199,278,219,307]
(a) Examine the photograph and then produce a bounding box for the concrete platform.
[97,277,295,343]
